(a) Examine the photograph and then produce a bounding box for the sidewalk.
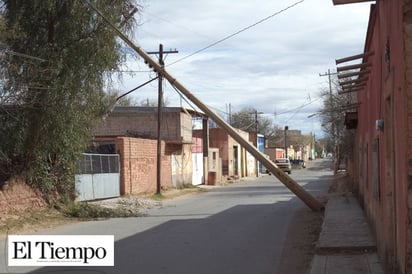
[309,194,385,274]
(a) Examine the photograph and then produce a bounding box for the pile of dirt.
[90,187,205,215]
[90,196,161,215]
[328,172,356,194]
[0,177,47,216]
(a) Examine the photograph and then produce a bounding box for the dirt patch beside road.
[276,172,354,274]
[0,186,206,238]
[275,205,324,274]
[0,208,76,239]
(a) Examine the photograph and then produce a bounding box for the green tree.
[0,0,140,197]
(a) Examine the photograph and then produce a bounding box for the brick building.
[193,127,257,180]
[333,1,412,273]
[93,106,195,194]
[265,129,314,161]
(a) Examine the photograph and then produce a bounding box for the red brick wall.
[209,128,230,175]
[115,137,172,195]
[352,1,410,272]
[0,178,46,216]
[403,1,412,272]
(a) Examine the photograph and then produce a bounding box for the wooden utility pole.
[254,110,262,177]
[86,1,324,211]
[147,44,178,194]
[319,69,338,173]
[284,126,288,158]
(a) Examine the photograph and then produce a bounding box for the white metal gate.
[75,153,120,201]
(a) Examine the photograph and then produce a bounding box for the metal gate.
[75,153,120,201]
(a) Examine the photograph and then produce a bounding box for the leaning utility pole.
[147,44,178,194]
[254,110,262,177]
[86,1,324,211]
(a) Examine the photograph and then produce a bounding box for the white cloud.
[115,0,373,136]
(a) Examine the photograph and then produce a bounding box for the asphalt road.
[1,159,333,274]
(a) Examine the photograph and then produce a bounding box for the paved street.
[1,159,333,274]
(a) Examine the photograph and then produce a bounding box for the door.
[233,146,238,176]
[192,153,203,185]
[75,153,120,201]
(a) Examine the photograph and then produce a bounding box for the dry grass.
[1,186,208,238]
[0,208,74,238]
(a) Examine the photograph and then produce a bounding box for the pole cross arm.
[85,1,324,212]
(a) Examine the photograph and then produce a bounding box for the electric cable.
[167,0,305,67]
[277,96,322,116]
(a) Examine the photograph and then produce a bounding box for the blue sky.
[113,0,373,136]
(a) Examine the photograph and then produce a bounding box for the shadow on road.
[28,171,331,274]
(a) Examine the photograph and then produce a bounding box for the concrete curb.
[309,194,385,274]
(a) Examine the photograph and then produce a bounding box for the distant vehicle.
[274,158,292,174]
[290,159,306,169]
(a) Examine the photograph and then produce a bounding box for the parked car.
[274,158,292,174]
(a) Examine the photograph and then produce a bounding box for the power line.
[1,49,47,62]
[144,12,213,41]
[167,0,305,66]
[277,96,322,116]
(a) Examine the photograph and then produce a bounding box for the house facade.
[93,106,195,194]
[334,1,412,273]
[93,106,262,194]
[193,127,258,181]
[265,129,314,161]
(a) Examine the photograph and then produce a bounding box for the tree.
[103,88,141,107]
[319,76,356,173]
[229,106,276,137]
[139,97,170,107]
[0,0,140,197]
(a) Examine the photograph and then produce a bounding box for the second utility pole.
[319,69,338,173]
[147,44,178,194]
[86,0,325,212]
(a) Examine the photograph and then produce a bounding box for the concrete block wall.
[94,107,193,143]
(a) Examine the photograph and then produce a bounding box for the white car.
[274,158,292,174]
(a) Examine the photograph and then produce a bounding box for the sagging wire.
[167,0,305,67]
